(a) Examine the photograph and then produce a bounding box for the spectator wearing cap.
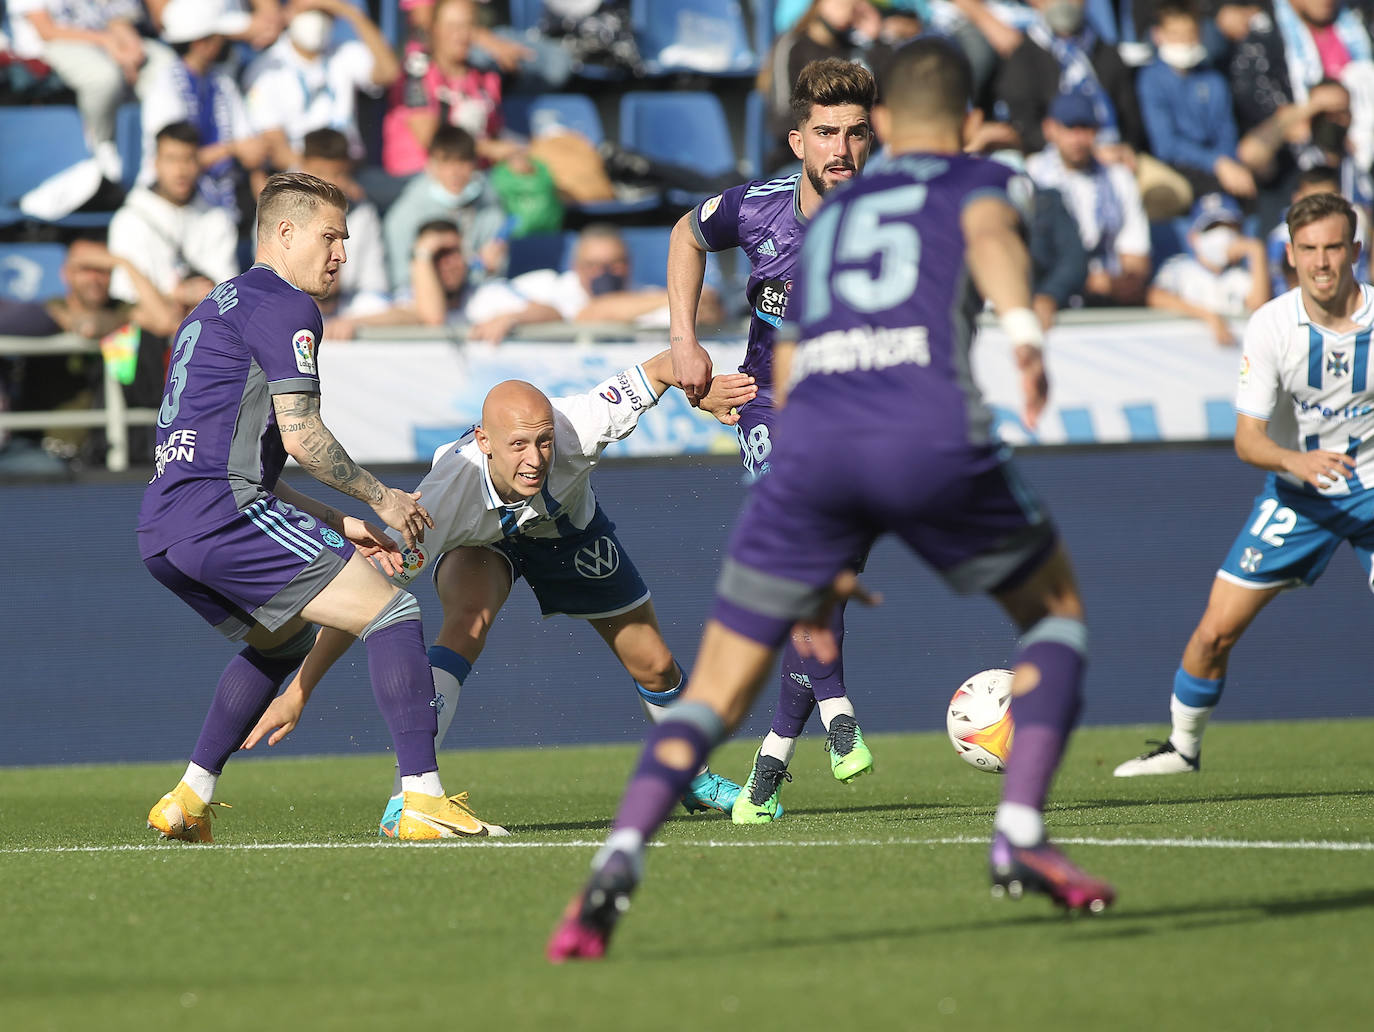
[7,1,176,180]
[990,0,1145,159]
[1148,193,1270,346]
[1026,92,1152,305]
[242,0,400,173]
[1137,0,1255,219]
[140,0,266,224]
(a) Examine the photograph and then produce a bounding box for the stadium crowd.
[3,0,1374,472]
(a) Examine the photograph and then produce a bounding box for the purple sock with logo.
[364,620,440,777]
[190,647,299,774]
[1002,631,1085,811]
[772,601,848,736]
[612,718,712,837]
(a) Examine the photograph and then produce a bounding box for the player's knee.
[630,649,677,693]
[444,602,495,649]
[359,590,422,641]
[1191,619,1241,662]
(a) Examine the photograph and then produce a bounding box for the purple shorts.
[713,425,1056,648]
[145,495,355,640]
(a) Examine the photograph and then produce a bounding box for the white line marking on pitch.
[2,835,1370,855]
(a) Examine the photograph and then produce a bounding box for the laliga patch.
[292,328,318,375]
[1238,354,1251,387]
[754,278,790,328]
[700,195,721,222]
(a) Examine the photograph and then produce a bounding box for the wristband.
[999,307,1044,349]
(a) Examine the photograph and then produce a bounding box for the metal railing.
[0,333,158,472]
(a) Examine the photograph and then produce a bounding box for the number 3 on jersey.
[158,320,202,428]
[1249,498,1296,546]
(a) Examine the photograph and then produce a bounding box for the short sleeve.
[552,365,661,457]
[1152,254,1187,294]
[1235,307,1282,420]
[1112,168,1151,258]
[691,183,748,252]
[243,63,288,133]
[245,289,325,395]
[335,40,379,92]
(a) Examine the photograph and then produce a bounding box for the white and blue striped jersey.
[1237,284,1374,496]
[388,364,660,586]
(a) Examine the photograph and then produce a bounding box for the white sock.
[817,696,855,730]
[181,762,217,804]
[1168,696,1213,759]
[391,664,465,797]
[639,694,673,724]
[995,801,1045,847]
[401,770,444,797]
[760,731,796,765]
[593,828,645,877]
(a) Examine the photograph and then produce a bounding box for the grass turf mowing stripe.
[4,834,1370,854]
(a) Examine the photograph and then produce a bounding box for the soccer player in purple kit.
[548,38,1116,962]
[666,58,879,824]
[140,172,501,842]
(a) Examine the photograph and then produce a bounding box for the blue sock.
[1173,668,1224,707]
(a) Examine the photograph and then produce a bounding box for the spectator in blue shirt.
[1137,0,1257,209]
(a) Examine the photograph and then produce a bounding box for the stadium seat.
[530,94,605,145]
[631,0,757,76]
[506,232,566,278]
[752,0,777,56]
[115,103,142,191]
[507,0,544,31]
[0,106,112,228]
[0,242,67,303]
[744,89,767,179]
[619,91,738,205]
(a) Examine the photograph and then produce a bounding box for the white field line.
[1,835,1371,855]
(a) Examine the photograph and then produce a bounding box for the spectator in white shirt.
[298,127,390,319]
[242,0,400,172]
[140,0,266,223]
[1026,91,1153,305]
[1148,192,1270,347]
[108,120,239,315]
[9,0,176,179]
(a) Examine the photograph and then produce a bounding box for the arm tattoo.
[275,393,385,505]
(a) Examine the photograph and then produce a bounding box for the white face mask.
[1195,225,1239,269]
[288,11,333,54]
[1158,41,1207,70]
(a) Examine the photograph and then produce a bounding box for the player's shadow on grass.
[632,887,1374,958]
[1068,788,1374,810]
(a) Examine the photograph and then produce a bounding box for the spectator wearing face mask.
[382,124,508,293]
[242,0,400,173]
[1147,193,1270,347]
[1137,1,1255,217]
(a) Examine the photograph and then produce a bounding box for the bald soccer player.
[244,350,758,835]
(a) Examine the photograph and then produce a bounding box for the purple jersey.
[782,153,1028,447]
[137,265,324,559]
[691,173,809,402]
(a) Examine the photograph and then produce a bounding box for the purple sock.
[364,620,439,777]
[772,601,848,736]
[191,647,299,774]
[612,718,712,837]
[1002,629,1085,811]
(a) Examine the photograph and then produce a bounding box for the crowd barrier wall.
[3,443,1370,768]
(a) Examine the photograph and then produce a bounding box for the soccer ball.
[946,668,1015,773]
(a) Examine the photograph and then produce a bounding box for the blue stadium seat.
[508,0,544,31]
[530,94,605,145]
[115,103,142,191]
[744,89,767,179]
[619,91,738,205]
[0,106,111,227]
[506,232,566,278]
[0,242,67,303]
[327,0,370,46]
[752,0,776,55]
[632,0,757,76]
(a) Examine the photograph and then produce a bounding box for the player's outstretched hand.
[372,488,433,549]
[1287,448,1357,490]
[241,689,306,749]
[343,516,404,576]
[699,372,757,426]
[791,570,882,665]
[671,336,714,407]
[1015,345,1048,430]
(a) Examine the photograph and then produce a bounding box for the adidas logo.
[758,237,778,258]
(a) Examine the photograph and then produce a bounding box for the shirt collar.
[1294,281,1374,329]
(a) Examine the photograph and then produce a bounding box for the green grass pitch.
[2,720,1371,1032]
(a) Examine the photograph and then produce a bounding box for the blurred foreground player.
[1116,192,1374,776]
[549,38,1116,961]
[242,351,757,833]
[139,172,495,842]
[667,58,879,823]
